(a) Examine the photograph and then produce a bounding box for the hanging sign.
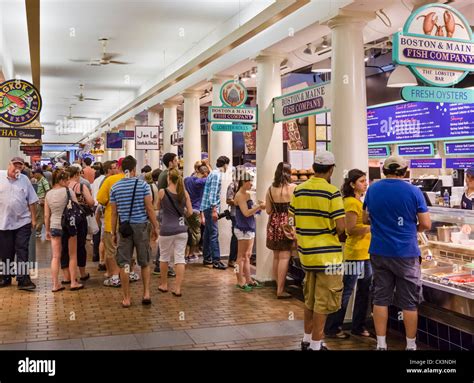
[119,130,135,140]
[0,79,42,126]
[220,80,248,107]
[0,127,42,139]
[208,107,257,124]
[135,125,159,150]
[444,141,474,155]
[368,145,390,158]
[398,143,434,156]
[401,86,474,104]
[106,132,123,150]
[393,3,473,87]
[273,82,331,122]
[410,159,442,168]
[211,123,253,133]
[446,158,474,169]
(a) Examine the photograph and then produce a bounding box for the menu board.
[367,102,474,144]
[410,159,442,169]
[446,158,474,169]
[445,141,474,155]
[398,144,433,157]
[368,146,389,158]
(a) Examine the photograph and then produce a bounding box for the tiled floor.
[0,238,416,350]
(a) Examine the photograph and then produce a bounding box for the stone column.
[182,90,202,178]
[124,118,135,159]
[162,101,179,157]
[147,106,161,170]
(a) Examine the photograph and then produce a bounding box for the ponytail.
[169,169,185,204]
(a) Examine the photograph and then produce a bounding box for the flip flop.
[122,300,131,308]
[52,287,65,293]
[172,292,182,297]
[61,280,71,285]
[79,273,90,281]
[70,285,84,291]
[158,287,168,293]
[142,298,152,305]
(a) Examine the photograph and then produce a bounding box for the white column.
[134,117,146,171]
[328,11,374,188]
[163,101,179,157]
[147,107,161,170]
[182,90,202,178]
[209,75,234,257]
[255,52,285,281]
[124,118,135,159]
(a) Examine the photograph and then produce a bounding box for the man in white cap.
[363,155,431,350]
[0,157,38,290]
[289,151,346,351]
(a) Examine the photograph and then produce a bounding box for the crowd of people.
[0,149,445,351]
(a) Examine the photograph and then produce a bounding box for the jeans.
[202,208,220,263]
[229,215,237,263]
[0,223,32,281]
[325,260,373,335]
[61,218,88,268]
[92,226,101,262]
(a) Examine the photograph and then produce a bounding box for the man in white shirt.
[0,157,38,290]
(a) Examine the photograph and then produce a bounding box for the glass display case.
[420,207,474,319]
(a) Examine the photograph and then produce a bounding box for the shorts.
[116,223,152,268]
[303,270,343,314]
[159,233,188,265]
[50,228,63,237]
[235,228,255,240]
[186,212,201,247]
[371,254,422,311]
[103,232,117,259]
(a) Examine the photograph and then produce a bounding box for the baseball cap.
[466,167,474,177]
[117,157,125,169]
[383,155,408,170]
[10,157,25,165]
[314,151,335,166]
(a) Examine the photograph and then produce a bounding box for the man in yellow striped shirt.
[289,151,345,351]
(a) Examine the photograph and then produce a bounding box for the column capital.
[163,99,181,108]
[182,89,202,99]
[253,51,286,64]
[325,10,375,29]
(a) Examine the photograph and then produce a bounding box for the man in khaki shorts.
[289,151,346,351]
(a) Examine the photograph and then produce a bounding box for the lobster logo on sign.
[0,79,42,126]
[220,80,248,107]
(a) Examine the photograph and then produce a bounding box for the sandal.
[158,287,168,293]
[172,292,182,297]
[79,273,90,281]
[277,291,292,299]
[248,280,263,288]
[52,286,65,293]
[122,300,131,308]
[70,284,84,291]
[141,298,152,305]
[235,284,252,292]
[352,329,371,337]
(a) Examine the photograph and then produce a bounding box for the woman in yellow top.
[324,169,372,339]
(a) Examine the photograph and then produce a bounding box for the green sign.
[401,86,474,103]
[211,123,253,132]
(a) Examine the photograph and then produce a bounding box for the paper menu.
[288,150,314,170]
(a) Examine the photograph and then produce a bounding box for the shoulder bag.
[118,179,138,238]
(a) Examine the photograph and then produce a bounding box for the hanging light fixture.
[250,68,257,78]
[321,36,329,49]
[303,43,314,55]
[387,65,417,87]
[241,71,250,82]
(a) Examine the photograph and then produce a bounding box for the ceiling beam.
[25,0,40,90]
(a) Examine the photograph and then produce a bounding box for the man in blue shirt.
[0,157,38,290]
[363,155,431,351]
[110,156,159,308]
[200,156,230,270]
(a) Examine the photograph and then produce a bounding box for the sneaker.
[152,265,160,275]
[308,345,329,351]
[103,277,121,287]
[213,261,227,270]
[203,260,214,268]
[405,347,417,351]
[97,264,106,271]
[167,269,176,278]
[227,261,236,268]
[17,276,36,291]
[376,346,387,351]
[301,341,310,351]
[129,271,140,282]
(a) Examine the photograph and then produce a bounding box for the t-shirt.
[343,197,370,261]
[0,171,39,230]
[289,177,345,271]
[92,175,106,203]
[110,178,151,224]
[36,176,51,199]
[363,179,428,258]
[461,189,474,210]
[184,176,207,212]
[96,173,125,232]
[157,169,168,190]
[45,187,70,230]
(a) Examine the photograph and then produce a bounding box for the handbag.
[118,179,138,238]
[87,214,99,235]
[164,189,189,228]
[61,188,85,236]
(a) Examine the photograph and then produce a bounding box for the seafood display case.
[419,207,474,331]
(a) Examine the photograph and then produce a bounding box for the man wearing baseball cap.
[289,151,346,351]
[0,157,39,290]
[363,155,431,350]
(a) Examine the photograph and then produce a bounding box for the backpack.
[61,187,86,236]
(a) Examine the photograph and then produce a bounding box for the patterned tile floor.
[0,238,422,350]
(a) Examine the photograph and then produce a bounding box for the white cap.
[383,155,407,170]
[71,163,82,171]
[314,151,335,166]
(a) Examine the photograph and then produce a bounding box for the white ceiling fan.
[59,105,89,120]
[73,84,102,102]
[70,38,131,66]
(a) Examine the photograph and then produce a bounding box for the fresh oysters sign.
[393,3,473,87]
